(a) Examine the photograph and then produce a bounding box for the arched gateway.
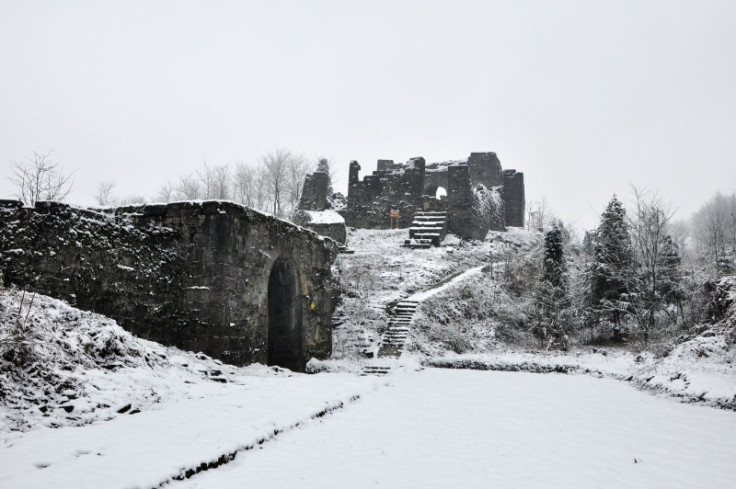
[267,257,302,371]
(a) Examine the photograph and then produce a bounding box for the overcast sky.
[1,0,734,231]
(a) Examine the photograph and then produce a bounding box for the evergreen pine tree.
[535,222,569,350]
[541,222,567,289]
[657,235,686,316]
[315,158,333,194]
[582,230,596,256]
[588,195,636,341]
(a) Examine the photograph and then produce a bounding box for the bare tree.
[193,162,231,200]
[94,181,117,206]
[261,148,292,216]
[286,153,313,213]
[175,174,202,200]
[526,197,554,232]
[252,165,272,212]
[691,192,736,277]
[118,195,148,205]
[156,181,176,203]
[233,162,252,205]
[210,164,231,200]
[10,151,75,205]
[629,186,676,338]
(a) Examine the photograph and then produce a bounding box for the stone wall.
[296,171,348,245]
[422,168,449,197]
[447,166,474,239]
[468,152,504,188]
[503,170,525,227]
[0,200,337,371]
[298,171,329,211]
[345,157,426,229]
[347,151,524,233]
[292,210,347,245]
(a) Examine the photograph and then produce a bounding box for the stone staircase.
[404,211,448,248]
[362,300,418,375]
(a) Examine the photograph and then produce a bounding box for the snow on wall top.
[303,210,345,225]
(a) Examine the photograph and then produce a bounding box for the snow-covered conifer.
[587,195,637,341]
[535,222,569,349]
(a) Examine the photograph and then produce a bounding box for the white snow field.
[0,367,381,489]
[173,368,736,489]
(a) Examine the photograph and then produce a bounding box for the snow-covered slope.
[0,287,382,488]
[0,288,373,439]
[333,227,541,358]
[335,228,736,409]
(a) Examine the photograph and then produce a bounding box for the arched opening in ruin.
[267,257,302,371]
[424,185,447,200]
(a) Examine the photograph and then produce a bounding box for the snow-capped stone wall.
[0,199,338,371]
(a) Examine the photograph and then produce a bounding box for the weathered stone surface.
[503,170,525,227]
[0,200,337,371]
[298,172,329,211]
[345,157,426,229]
[347,151,523,235]
[447,165,485,240]
[296,172,348,244]
[468,152,504,188]
[422,168,449,198]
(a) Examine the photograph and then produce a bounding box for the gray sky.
[1,0,734,231]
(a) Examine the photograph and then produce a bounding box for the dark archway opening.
[267,258,302,371]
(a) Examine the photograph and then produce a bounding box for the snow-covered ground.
[0,370,379,489]
[170,368,736,489]
[424,343,736,411]
[0,287,383,488]
[2,225,736,488]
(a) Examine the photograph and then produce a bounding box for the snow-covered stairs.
[405,211,448,247]
[377,300,418,358]
[361,300,418,375]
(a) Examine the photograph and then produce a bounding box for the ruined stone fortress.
[0,151,524,372]
[298,152,525,244]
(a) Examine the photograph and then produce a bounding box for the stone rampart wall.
[0,200,337,370]
[345,158,426,229]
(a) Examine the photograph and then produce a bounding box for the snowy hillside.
[333,227,541,358]
[334,228,736,409]
[0,288,372,439]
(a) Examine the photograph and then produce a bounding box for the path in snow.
[370,265,487,361]
[173,368,736,489]
[404,265,485,302]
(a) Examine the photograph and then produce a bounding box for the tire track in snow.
[155,393,365,488]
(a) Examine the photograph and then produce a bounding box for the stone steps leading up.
[377,299,420,358]
[406,211,448,247]
[409,226,444,233]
